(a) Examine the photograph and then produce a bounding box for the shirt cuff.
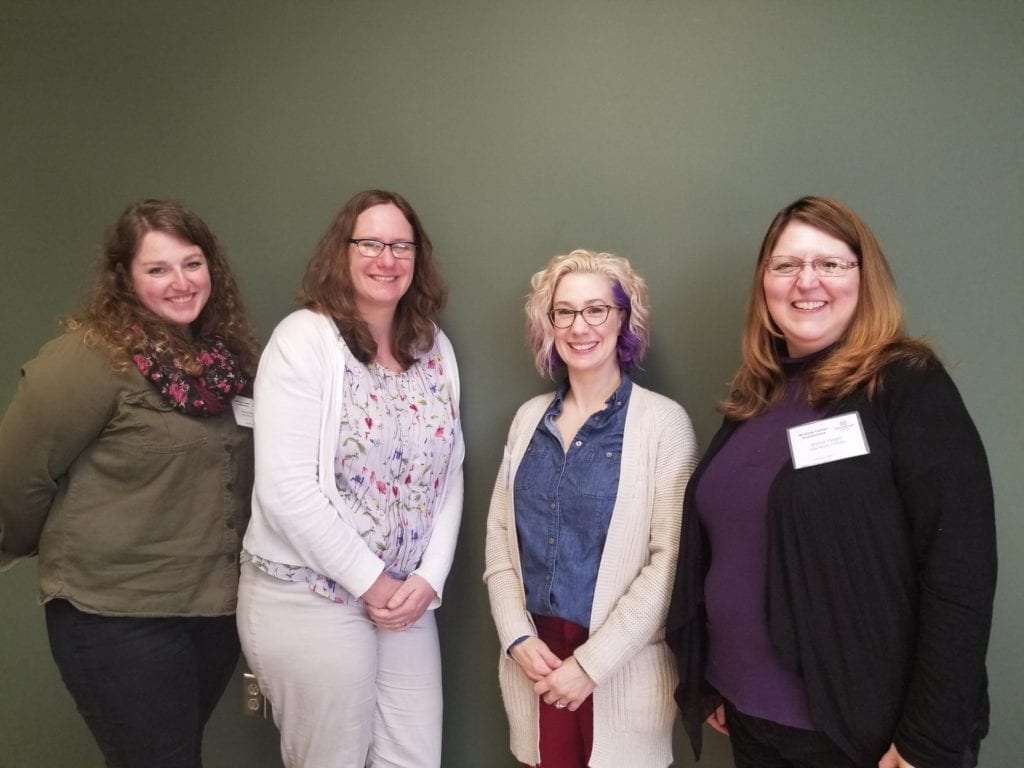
[507,635,531,655]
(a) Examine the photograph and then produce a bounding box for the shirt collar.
[548,374,633,423]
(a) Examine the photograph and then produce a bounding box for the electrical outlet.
[242,671,269,719]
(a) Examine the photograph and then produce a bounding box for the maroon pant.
[524,614,594,768]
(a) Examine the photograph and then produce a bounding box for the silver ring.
[554,701,567,709]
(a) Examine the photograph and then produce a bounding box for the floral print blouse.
[246,343,457,603]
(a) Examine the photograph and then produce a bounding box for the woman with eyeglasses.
[237,189,464,767]
[666,197,996,768]
[0,199,258,767]
[484,250,697,768]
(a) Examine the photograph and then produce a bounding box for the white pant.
[237,564,443,768]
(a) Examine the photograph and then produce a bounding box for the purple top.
[697,361,822,729]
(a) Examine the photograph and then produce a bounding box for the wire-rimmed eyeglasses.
[349,239,417,260]
[765,257,860,278]
[548,305,621,329]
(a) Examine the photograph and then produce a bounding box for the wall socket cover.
[242,671,269,719]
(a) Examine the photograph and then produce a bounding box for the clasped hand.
[362,572,435,631]
[510,637,595,711]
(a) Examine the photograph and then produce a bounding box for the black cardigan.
[666,358,996,767]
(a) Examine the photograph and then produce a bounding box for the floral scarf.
[132,339,248,416]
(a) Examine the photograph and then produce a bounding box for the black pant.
[725,701,862,768]
[45,599,240,768]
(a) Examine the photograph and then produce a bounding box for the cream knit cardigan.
[484,383,697,768]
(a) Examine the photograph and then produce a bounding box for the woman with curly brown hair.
[0,199,258,768]
[237,189,464,767]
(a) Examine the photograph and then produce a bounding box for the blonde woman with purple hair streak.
[485,250,697,768]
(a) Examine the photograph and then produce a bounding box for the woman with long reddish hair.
[667,196,996,768]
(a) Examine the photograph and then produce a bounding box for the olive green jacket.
[0,332,253,616]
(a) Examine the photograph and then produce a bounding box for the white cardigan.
[243,309,464,606]
[484,383,697,768]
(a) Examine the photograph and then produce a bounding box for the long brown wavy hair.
[65,199,259,376]
[721,196,933,420]
[301,189,447,368]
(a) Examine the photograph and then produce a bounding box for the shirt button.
[226,519,236,529]
[548,537,555,545]
[224,443,234,453]
[574,440,582,447]
[605,451,613,458]
[550,502,556,510]
[226,482,234,492]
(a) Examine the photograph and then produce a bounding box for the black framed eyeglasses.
[349,239,417,260]
[548,305,620,329]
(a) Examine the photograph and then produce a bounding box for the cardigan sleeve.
[573,397,698,684]
[252,312,385,598]
[885,362,996,767]
[409,329,465,605]
[484,400,544,651]
[0,334,119,568]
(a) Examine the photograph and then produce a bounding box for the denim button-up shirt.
[513,376,631,629]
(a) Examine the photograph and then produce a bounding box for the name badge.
[786,411,869,469]
[232,395,255,428]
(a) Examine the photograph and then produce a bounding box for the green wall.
[2,2,1021,766]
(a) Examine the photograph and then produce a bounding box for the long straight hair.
[722,196,932,420]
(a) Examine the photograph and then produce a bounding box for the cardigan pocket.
[607,643,677,732]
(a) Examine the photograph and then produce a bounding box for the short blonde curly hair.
[525,249,650,379]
